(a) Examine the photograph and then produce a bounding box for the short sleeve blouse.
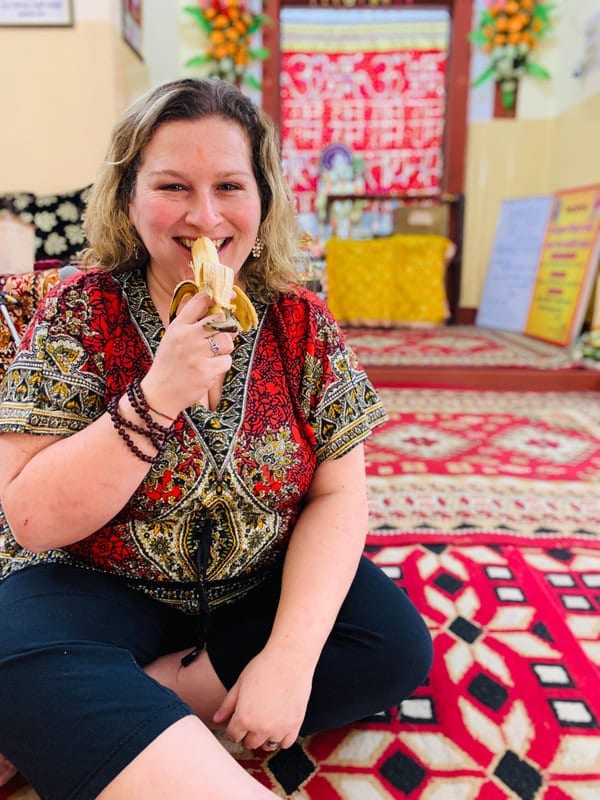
[0,269,386,612]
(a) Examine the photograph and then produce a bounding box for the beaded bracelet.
[107,395,157,464]
[127,378,174,444]
[116,395,166,451]
[107,379,176,465]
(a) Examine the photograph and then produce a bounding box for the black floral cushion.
[7,186,91,262]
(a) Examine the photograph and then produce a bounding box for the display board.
[525,185,600,346]
[476,185,600,347]
[476,195,554,332]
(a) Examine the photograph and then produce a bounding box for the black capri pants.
[0,556,432,800]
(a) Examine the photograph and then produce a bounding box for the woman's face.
[128,115,262,287]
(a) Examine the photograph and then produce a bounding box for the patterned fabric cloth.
[0,269,61,380]
[324,233,451,327]
[0,268,386,613]
[280,8,448,212]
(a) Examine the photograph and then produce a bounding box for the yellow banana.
[168,236,258,332]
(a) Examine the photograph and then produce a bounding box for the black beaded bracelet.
[116,400,165,450]
[107,395,156,464]
[128,378,174,441]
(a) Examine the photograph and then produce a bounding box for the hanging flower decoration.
[470,0,554,111]
[184,0,271,90]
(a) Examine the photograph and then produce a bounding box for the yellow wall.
[549,91,600,189]
[0,0,210,195]
[0,0,253,196]
[0,16,146,194]
[461,0,600,308]
[462,119,553,308]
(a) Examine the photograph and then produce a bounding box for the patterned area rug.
[344,326,579,370]
[232,542,600,798]
[2,386,600,799]
[4,542,598,800]
[366,387,600,549]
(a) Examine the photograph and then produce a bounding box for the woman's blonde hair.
[80,78,304,300]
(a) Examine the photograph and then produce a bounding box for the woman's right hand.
[141,292,236,416]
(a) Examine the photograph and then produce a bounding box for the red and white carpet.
[3,386,599,799]
[344,326,580,371]
[235,542,600,798]
[365,387,600,549]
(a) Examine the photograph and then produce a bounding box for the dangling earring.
[131,226,142,261]
[251,237,264,259]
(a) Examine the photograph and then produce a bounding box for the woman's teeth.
[180,237,225,250]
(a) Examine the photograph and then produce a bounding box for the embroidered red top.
[0,269,386,612]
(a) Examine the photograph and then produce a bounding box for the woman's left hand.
[212,647,313,751]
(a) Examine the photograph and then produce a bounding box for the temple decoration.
[470,0,554,111]
[281,7,448,219]
[315,144,366,238]
[184,0,271,89]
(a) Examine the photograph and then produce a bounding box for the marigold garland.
[184,0,271,89]
[470,0,554,111]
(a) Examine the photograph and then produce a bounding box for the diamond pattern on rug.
[374,423,471,460]
[226,543,600,798]
[343,326,579,369]
[365,388,600,547]
[3,544,599,799]
[489,424,597,464]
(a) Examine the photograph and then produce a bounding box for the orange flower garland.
[470,0,554,110]
[185,0,270,89]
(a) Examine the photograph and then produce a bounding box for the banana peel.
[168,236,258,332]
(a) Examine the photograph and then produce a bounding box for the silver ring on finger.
[265,740,281,750]
[207,335,220,356]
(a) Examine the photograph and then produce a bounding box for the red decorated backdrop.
[280,9,449,214]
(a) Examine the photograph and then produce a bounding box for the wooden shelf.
[324,192,461,220]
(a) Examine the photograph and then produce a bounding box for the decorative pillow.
[324,233,451,328]
[10,186,92,262]
[0,192,35,213]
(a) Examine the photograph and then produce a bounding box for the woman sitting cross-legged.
[0,77,433,800]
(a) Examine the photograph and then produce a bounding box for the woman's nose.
[185,194,221,226]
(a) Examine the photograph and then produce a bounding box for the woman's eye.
[160,183,186,192]
[218,183,240,192]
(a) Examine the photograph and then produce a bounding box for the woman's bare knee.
[97,716,278,799]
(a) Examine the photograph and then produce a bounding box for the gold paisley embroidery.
[45,335,88,374]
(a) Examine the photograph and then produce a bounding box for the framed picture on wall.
[0,0,73,26]
[122,0,143,60]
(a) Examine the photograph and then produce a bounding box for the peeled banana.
[168,237,258,332]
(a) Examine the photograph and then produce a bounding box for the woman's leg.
[0,564,271,800]
[165,556,432,740]
[97,716,278,800]
[301,555,433,735]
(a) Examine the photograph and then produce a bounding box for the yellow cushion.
[324,234,450,327]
